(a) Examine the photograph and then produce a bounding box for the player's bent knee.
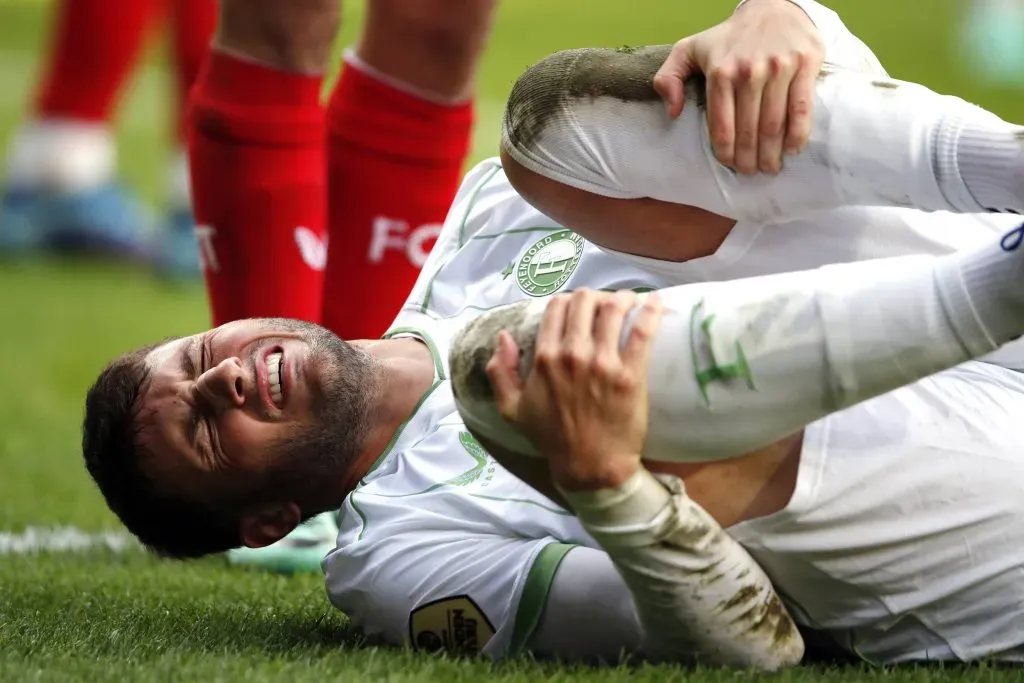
[501,46,677,200]
[450,300,547,458]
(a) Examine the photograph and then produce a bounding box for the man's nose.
[196,357,247,413]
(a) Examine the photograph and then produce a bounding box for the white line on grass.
[0,526,137,554]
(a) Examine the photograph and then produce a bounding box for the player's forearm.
[501,47,1022,225]
[557,468,803,669]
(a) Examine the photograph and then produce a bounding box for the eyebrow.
[180,336,199,381]
[180,337,201,447]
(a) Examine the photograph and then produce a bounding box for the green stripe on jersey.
[361,432,491,500]
[468,493,572,517]
[458,163,503,248]
[418,162,503,313]
[508,542,577,657]
[383,326,447,380]
[345,379,445,541]
[346,326,462,540]
[357,379,445,486]
[470,226,564,241]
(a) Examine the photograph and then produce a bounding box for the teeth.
[267,352,283,407]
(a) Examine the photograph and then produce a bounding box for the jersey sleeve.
[324,510,577,658]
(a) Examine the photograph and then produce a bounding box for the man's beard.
[247,318,377,508]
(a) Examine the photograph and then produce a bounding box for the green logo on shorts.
[515,230,584,297]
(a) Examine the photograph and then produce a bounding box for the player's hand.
[486,289,663,492]
[654,0,824,175]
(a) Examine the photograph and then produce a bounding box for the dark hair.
[82,340,243,559]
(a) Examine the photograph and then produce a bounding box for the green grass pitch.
[0,1,1021,680]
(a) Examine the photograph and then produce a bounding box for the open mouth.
[266,350,284,408]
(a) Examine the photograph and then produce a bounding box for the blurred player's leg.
[169,0,217,149]
[1,0,161,257]
[157,0,217,279]
[320,0,495,339]
[187,0,338,324]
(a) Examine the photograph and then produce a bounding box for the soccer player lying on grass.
[81,0,1024,669]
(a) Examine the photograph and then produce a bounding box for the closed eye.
[186,334,207,450]
[196,334,222,464]
[188,410,201,447]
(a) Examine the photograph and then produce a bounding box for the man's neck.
[342,337,437,491]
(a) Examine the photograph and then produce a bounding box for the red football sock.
[188,50,327,326]
[169,0,217,144]
[323,55,474,340]
[35,0,162,122]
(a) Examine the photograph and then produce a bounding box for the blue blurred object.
[961,0,1024,86]
[155,206,203,280]
[0,182,152,261]
[0,188,44,253]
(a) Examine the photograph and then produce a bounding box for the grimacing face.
[135,317,374,511]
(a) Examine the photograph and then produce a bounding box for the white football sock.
[501,47,1024,224]
[451,223,1024,463]
[952,121,1024,214]
[5,119,115,193]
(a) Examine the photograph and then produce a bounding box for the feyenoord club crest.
[515,230,584,297]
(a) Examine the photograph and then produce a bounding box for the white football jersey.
[324,159,662,658]
[323,158,1024,662]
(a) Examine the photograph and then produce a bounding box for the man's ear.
[239,502,302,548]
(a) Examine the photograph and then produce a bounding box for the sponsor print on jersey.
[409,595,496,654]
[515,230,584,297]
